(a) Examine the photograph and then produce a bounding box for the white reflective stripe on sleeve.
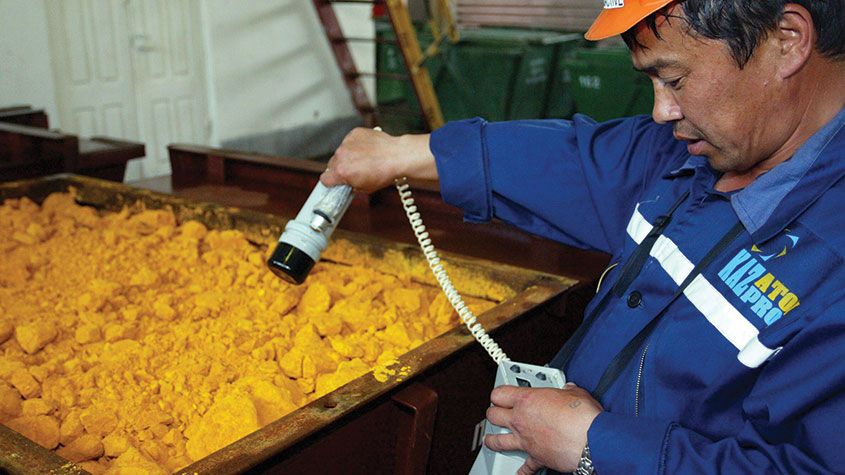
[625,204,778,369]
[738,337,782,368]
[626,205,652,245]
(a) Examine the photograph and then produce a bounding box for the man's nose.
[652,86,683,124]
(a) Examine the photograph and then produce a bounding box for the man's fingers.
[320,152,342,186]
[319,169,339,186]
[490,384,527,408]
[320,156,358,188]
[485,405,511,428]
[517,457,545,475]
[484,432,522,453]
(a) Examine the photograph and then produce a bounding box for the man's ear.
[775,3,815,78]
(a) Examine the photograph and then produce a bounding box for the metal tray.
[0,175,581,474]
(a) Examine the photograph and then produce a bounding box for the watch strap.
[574,444,595,475]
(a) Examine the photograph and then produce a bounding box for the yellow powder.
[0,192,497,472]
[372,358,399,383]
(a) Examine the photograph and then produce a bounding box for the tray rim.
[0,174,578,474]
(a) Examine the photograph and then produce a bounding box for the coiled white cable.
[394,177,508,364]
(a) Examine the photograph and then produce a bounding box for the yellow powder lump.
[0,192,497,473]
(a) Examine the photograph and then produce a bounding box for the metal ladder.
[311,0,448,131]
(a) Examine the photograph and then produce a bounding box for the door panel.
[127,0,208,178]
[47,0,209,180]
[48,0,137,142]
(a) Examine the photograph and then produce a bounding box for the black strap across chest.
[592,221,744,400]
[551,191,690,370]
[549,191,746,401]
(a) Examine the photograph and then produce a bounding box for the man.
[322,1,845,473]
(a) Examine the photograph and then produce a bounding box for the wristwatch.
[574,444,595,475]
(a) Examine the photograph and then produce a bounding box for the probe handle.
[314,184,352,221]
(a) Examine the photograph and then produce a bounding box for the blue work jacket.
[430,108,845,474]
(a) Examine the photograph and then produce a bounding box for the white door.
[46,1,139,142]
[126,0,208,178]
[47,0,209,180]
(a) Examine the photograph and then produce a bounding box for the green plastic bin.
[434,29,581,122]
[541,35,584,119]
[375,21,439,106]
[375,21,441,132]
[375,23,582,130]
[559,47,655,121]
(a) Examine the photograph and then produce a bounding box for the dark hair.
[621,0,845,67]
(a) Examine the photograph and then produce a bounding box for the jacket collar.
[664,155,707,178]
[663,107,845,243]
[734,106,845,243]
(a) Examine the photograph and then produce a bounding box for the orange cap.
[585,0,675,41]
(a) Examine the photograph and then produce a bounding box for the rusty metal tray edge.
[0,174,577,474]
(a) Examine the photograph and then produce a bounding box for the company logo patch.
[750,231,799,261]
[717,245,801,326]
[603,0,624,9]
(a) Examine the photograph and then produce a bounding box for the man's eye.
[663,78,682,89]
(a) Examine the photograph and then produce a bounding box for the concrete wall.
[0,0,60,127]
[203,0,374,144]
[0,0,374,146]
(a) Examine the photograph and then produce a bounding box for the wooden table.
[0,122,144,182]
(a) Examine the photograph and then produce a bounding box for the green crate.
[560,47,654,122]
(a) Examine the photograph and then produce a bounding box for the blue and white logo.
[751,231,799,261]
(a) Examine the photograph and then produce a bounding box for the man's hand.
[484,382,602,474]
[321,128,437,193]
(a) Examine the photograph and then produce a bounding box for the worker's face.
[630,7,791,173]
